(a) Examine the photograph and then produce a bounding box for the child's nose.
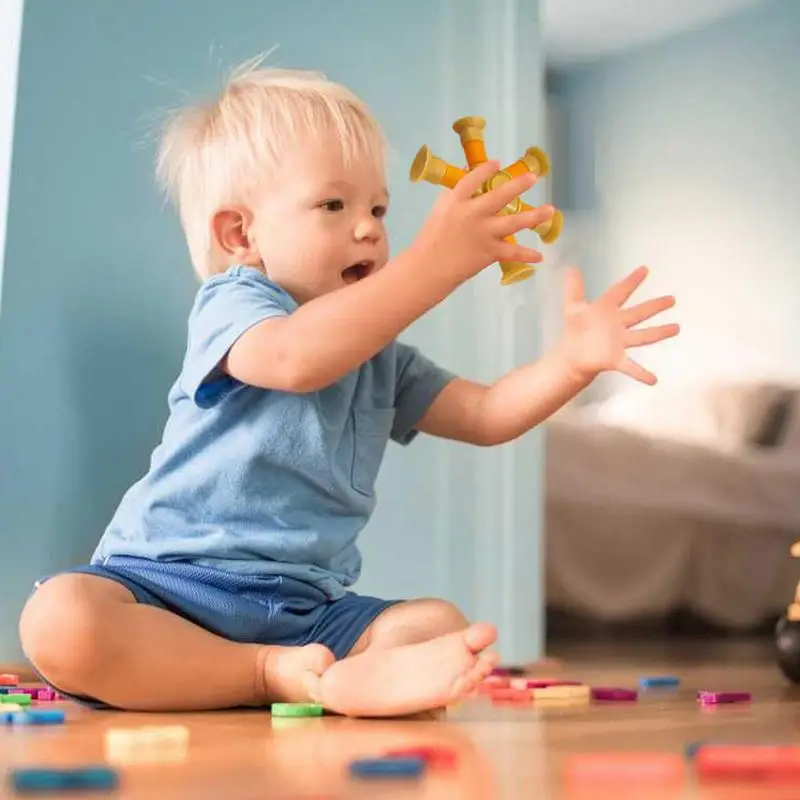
[354,216,382,242]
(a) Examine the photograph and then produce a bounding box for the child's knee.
[19,574,130,681]
[418,598,469,632]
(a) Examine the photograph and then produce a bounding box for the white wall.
[548,0,800,403]
[0,0,24,293]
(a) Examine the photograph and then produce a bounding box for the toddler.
[19,60,678,716]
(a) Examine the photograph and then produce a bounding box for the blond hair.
[155,56,387,279]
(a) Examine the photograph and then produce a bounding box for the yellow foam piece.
[532,685,590,701]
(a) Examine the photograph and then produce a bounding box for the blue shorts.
[33,556,398,710]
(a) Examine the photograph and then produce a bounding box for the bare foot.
[261,643,335,704]
[307,623,498,717]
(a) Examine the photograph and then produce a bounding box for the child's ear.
[211,207,259,263]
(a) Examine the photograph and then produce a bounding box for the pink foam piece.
[490,668,515,677]
[36,689,57,702]
[697,690,751,705]
[517,679,584,689]
[591,687,638,701]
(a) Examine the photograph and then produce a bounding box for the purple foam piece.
[697,691,752,705]
[591,687,638,701]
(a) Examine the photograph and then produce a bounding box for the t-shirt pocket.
[351,408,395,497]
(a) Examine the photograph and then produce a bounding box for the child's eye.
[320,199,344,212]
[372,205,387,219]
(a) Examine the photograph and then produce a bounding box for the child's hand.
[414,160,555,282]
[557,266,679,385]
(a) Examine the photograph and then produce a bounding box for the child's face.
[249,138,389,304]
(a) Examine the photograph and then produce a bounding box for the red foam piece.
[385,746,458,769]
[489,688,531,703]
[566,753,684,786]
[697,745,800,781]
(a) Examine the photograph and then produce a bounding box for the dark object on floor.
[775,615,800,683]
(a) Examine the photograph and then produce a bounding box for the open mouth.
[341,260,375,284]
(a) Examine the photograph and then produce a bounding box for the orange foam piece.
[566,753,685,786]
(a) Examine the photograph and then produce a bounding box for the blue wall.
[548,0,799,393]
[0,0,547,661]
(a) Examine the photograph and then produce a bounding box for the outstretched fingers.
[622,295,676,327]
[618,356,658,385]
[600,265,650,308]
[626,323,681,348]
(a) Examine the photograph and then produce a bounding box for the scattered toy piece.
[385,746,458,769]
[590,687,638,702]
[9,710,65,726]
[1,694,31,706]
[638,676,680,689]
[532,685,590,701]
[0,674,20,687]
[271,702,324,718]
[696,745,800,780]
[105,725,188,764]
[9,766,118,794]
[697,691,751,705]
[34,689,57,703]
[1,707,24,723]
[565,753,685,786]
[684,741,710,759]
[349,757,427,779]
[489,687,531,703]
[491,666,526,677]
[512,679,583,690]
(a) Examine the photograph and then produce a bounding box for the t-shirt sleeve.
[391,342,457,445]
[180,271,294,408]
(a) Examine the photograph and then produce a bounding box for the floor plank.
[2,638,798,798]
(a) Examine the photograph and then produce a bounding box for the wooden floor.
[2,637,799,799]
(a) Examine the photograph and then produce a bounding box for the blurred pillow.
[750,388,796,448]
[594,381,794,451]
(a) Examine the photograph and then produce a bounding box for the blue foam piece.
[10,710,66,725]
[349,757,427,778]
[639,676,680,689]
[684,741,709,759]
[9,766,118,793]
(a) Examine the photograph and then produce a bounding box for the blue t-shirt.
[92,265,455,599]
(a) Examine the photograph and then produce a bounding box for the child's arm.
[417,266,679,445]
[224,162,554,393]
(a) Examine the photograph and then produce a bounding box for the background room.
[540,0,800,646]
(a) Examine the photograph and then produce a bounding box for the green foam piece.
[1,694,31,705]
[271,703,323,717]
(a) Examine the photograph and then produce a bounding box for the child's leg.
[347,598,472,653]
[309,599,499,718]
[19,574,334,712]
